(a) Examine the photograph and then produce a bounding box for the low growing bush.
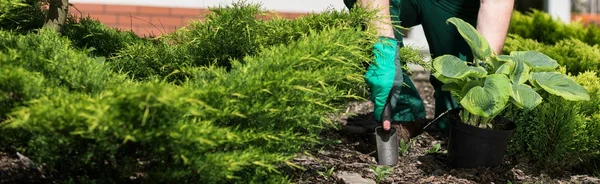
[112,2,376,82]
[1,19,382,183]
[503,35,600,76]
[0,28,127,94]
[0,66,45,120]
[0,0,46,32]
[62,15,152,58]
[509,9,600,46]
[502,70,600,173]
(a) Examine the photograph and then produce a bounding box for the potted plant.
[429,17,590,168]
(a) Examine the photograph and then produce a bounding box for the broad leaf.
[442,83,462,93]
[495,55,514,63]
[509,58,530,84]
[433,55,487,80]
[510,84,542,110]
[510,51,559,71]
[462,80,482,96]
[460,74,512,118]
[492,55,514,70]
[447,17,492,60]
[495,62,512,75]
[531,72,590,101]
[434,74,465,84]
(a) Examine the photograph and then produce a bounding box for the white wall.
[546,0,572,23]
[69,0,348,13]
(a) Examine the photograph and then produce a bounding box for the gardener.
[344,0,514,141]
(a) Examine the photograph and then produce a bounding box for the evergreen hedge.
[0,0,46,33]
[0,3,392,183]
[503,35,600,76]
[509,9,600,46]
[109,2,376,82]
[502,70,600,173]
[62,16,153,58]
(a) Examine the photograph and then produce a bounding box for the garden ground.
[287,75,600,184]
[0,75,599,184]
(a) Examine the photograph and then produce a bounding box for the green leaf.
[510,84,542,110]
[491,55,513,70]
[510,51,559,71]
[432,55,487,80]
[446,17,493,60]
[495,62,512,75]
[442,83,462,93]
[531,72,590,101]
[495,55,514,63]
[509,58,530,84]
[460,74,512,118]
[462,80,482,96]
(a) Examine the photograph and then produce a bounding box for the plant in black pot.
[429,17,591,168]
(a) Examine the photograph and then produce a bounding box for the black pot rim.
[447,108,516,138]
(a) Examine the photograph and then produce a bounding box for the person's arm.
[476,0,514,55]
[359,0,395,38]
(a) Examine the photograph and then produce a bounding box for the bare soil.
[287,78,600,184]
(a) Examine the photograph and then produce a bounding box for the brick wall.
[572,13,600,26]
[69,3,308,37]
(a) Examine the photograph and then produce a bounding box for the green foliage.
[110,41,192,82]
[111,1,375,82]
[429,17,589,129]
[502,71,600,173]
[0,3,385,182]
[0,0,46,32]
[504,35,600,77]
[0,66,45,120]
[0,28,127,94]
[62,16,152,57]
[509,10,599,46]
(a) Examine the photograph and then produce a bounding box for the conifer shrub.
[110,41,192,82]
[1,17,380,183]
[62,16,152,58]
[502,70,600,173]
[0,28,127,94]
[0,0,45,32]
[0,66,44,120]
[111,2,375,82]
[509,10,599,46]
[503,35,600,76]
[162,1,374,69]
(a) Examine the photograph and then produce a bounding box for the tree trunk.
[44,0,69,33]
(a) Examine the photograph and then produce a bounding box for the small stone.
[335,171,376,184]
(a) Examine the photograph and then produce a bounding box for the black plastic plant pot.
[446,108,516,168]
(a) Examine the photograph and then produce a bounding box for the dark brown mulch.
[0,151,50,184]
[287,78,600,184]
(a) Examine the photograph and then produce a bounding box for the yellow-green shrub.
[502,71,600,173]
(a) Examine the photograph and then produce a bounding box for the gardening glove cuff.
[365,36,404,123]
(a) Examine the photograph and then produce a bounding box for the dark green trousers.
[344,0,481,136]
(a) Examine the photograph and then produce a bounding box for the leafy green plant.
[0,0,46,32]
[317,166,335,180]
[370,165,393,183]
[62,15,152,58]
[509,9,598,46]
[398,139,411,156]
[501,70,600,173]
[429,17,590,129]
[504,35,600,77]
[425,143,441,154]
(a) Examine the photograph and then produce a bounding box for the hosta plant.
[432,17,590,129]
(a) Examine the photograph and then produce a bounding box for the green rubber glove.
[364,36,403,130]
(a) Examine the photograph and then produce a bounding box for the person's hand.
[365,36,403,131]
